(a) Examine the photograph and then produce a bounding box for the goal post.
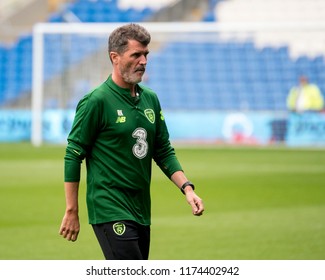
[31,21,325,146]
[31,22,123,146]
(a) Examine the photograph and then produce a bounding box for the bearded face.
[113,39,149,87]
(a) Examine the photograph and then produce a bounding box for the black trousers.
[92,220,150,260]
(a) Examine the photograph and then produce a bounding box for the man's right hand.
[59,211,80,242]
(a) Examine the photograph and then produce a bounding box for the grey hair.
[108,23,151,59]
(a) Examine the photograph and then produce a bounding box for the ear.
[110,52,119,65]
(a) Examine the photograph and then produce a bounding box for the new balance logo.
[116,116,126,123]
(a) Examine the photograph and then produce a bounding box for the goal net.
[31,22,325,146]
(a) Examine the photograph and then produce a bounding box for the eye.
[131,52,141,59]
[132,51,149,59]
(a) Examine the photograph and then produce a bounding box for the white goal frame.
[31,21,325,146]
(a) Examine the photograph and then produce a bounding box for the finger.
[70,233,78,242]
[66,231,73,241]
[60,227,73,239]
[66,229,79,241]
[69,230,78,241]
[194,208,203,216]
[189,200,199,215]
[59,227,67,237]
[194,200,204,216]
[194,209,204,216]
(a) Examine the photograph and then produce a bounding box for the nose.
[139,54,147,65]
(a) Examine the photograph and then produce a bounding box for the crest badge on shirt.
[144,109,155,124]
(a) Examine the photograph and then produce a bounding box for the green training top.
[64,75,183,225]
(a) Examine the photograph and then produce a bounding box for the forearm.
[170,171,193,194]
[64,182,80,213]
[171,171,204,216]
[60,181,80,242]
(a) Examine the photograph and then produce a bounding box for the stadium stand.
[146,0,325,110]
[0,0,325,112]
[0,0,163,106]
[48,0,156,23]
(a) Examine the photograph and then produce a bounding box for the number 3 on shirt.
[132,128,148,159]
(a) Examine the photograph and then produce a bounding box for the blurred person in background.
[59,23,204,260]
[286,75,324,113]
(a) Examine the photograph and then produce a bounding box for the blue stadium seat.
[203,11,216,22]
[144,38,325,110]
[2,0,325,111]
[0,0,157,106]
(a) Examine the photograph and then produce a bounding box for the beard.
[119,63,145,85]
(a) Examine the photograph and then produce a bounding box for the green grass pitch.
[0,143,324,260]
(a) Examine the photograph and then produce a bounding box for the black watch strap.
[180,181,195,194]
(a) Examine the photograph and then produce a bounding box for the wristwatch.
[180,181,195,194]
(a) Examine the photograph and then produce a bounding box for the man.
[286,75,324,113]
[59,23,204,260]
